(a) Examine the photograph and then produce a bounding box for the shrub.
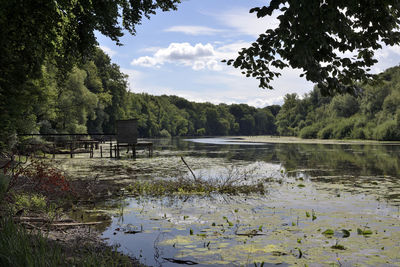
[299,124,320,139]
[318,124,335,139]
[14,193,47,212]
[351,128,366,139]
[22,160,71,194]
[196,128,206,136]
[374,120,400,140]
[332,119,355,139]
[0,173,9,200]
[159,129,171,138]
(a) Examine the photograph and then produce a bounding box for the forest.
[3,47,400,145]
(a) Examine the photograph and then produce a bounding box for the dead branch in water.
[180,156,197,181]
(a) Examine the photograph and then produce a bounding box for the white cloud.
[207,60,222,71]
[99,45,117,57]
[131,56,159,68]
[193,61,206,70]
[131,42,223,71]
[165,25,224,35]
[216,8,280,37]
[155,42,214,60]
[130,41,255,73]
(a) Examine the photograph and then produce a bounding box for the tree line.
[2,47,280,143]
[276,66,400,141]
[2,47,400,146]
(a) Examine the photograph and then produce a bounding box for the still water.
[100,137,400,266]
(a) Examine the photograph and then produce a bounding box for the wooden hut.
[115,119,152,158]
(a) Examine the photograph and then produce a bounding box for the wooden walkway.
[16,134,153,159]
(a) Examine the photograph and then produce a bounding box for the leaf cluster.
[226,0,400,95]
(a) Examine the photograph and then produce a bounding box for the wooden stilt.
[109,141,112,158]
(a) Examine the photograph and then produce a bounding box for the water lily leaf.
[322,229,334,236]
[341,229,351,238]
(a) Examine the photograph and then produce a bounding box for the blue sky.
[97,0,400,107]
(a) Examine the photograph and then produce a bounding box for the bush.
[159,129,171,138]
[299,124,320,139]
[332,119,355,139]
[374,120,400,140]
[0,173,9,200]
[318,124,335,139]
[14,193,47,212]
[196,128,206,136]
[351,128,366,139]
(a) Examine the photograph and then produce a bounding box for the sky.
[96,0,400,108]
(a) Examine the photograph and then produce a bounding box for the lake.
[98,137,400,266]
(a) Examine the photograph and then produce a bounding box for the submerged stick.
[180,156,197,181]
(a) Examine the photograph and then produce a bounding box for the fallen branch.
[16,217,74,223]
[50,222,103,227]
[180,156,197,181]
[162,257,198,265]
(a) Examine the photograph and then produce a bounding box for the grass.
[0,216,136,267]
[0,216,64,267]
[125,178,265,196]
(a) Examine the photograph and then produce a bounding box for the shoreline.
[230,135,400,145]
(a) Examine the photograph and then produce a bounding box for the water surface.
[99,137,400,266]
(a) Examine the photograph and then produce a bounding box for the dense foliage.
[2,46,400,143]
[0,0,180,147]
[1,48,279,141]
[227,1,400,95]
[275,66,400,141]
[126,94,279,137]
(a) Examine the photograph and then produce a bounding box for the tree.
[0,0,180,146]
[226,1,400,95]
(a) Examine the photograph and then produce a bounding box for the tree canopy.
[0,0,180,145]
[226,1,400,95]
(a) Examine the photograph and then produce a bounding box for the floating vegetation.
[357,228,373,236]
[41,138,400,266]
[341,229,351,238]
[322,229,334,237]
[123,166,267,197]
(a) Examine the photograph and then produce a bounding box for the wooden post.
[132,145,136,159]
[100,146,103,158]
[109,140,112,158]
[70,143,73,158]
[52,143,55,159]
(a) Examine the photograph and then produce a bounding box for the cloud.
[164,25,224,35]
[193,61,206,70]
[131,42,222,71]
[130,56,159,68]
[130,41,256,72]
[215,8,280,38]
[99,45,117,57]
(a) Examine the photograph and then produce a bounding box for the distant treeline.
[278,67,400,141]
[4,48,400,144]
[7,48,279,140]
